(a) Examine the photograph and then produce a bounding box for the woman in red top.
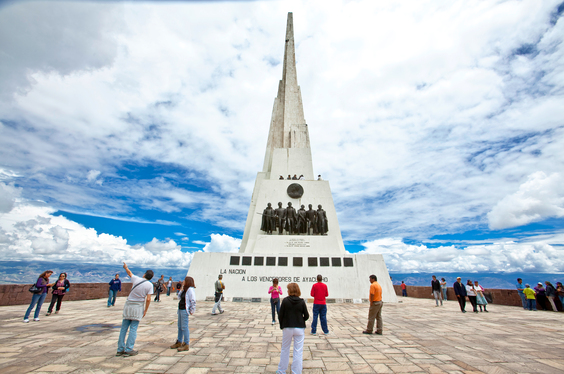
[268,278,283,325]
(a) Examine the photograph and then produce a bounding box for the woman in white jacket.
[170,276,196,352]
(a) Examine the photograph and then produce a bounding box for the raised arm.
[123,262,133,278]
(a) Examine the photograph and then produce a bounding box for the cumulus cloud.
[359,236,564,273]
[0,182,21,213]
[488,172,564,230]
[0,201,194,268]
[201,233,241,253]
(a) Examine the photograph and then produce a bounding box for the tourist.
[466,280,478,313]
[363,274,383,335]
[108,274,122,307]
[545,281,558,312]
[46,272,70,315]
[292,174,298,180]
[167,277,173,296]
[534,282,549,310]
[515,278,527,309]
[401,281,407,297]
[170,276,196,352]
[153,275,165,302]
[474,281,488,312]
[211,274,225,315]
[440,278,447,300]
[268,278,283,325]
[310,274,329,335]
[276,283,309,374]
[431,276,442,306]
[24,270,53,322]
[523,284,536,311]
[116,262,154,357]
[556,282,564,308]
[453,277,467,313]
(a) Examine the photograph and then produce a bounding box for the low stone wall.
[393,285,563,311]
[0,283,133,307]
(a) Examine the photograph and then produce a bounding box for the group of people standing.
[453,277,489,313]
[516,278,563,311]
[24,270,70,322]
[261,202,328,235]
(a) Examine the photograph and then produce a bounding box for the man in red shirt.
[310,274,329,335]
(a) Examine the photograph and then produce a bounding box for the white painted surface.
[187,252,397,303]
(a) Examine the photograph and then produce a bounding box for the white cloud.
[201,233,241,253]
[0,0,563,268]
[359,236,564,273]
[0,182,21,213]
[488,172,564,230]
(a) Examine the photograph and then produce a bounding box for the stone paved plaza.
[1,295,563,373]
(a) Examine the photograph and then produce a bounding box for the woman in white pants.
[277,283,309,374]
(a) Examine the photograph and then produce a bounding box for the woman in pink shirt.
[268,278,283,325]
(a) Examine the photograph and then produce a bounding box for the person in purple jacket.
[24,270,54,323]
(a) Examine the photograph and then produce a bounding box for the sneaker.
[170,340,182,349]
[310,331,317,335]
[362,330,372,334]
[323,332,330,335]
[219,310,224,314]
[123,350,138,357]
[116,351,125,357]
[34,318,40,321]
[177,343,189,352]
[46,312,51,316]
[23,319,29,323]
[272,321,276,325]
[211,313,218,315]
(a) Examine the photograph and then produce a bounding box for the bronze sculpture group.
[260,202,328,235]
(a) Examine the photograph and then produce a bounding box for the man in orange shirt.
[363,274,383,335]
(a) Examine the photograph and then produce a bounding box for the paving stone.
[1,296,563,373]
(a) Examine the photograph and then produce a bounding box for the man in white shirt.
[117,262,154,357]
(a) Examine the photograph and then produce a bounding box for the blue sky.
[1,0,563,273]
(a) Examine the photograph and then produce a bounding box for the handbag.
[29,284,42,294]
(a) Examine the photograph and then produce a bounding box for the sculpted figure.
[297,204,307,234]
[261,203,275,234]
[316,204,328,235]
[306,204,317,235]
[274,202,286,234]
[285,202,297,234]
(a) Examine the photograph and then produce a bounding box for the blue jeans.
[270,298,280,322]
[25,292,47,320]
[118,319,140,353]
[518,292,527,309]
[527,299,537,311]
[108,290,118,307]
[442,287,447,300]
[311,304,328,334]
[177,309,190,344]
[167,287,171,296]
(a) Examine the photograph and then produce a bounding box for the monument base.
[187,252,397,302]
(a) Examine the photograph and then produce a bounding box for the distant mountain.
[0,261,189,284]
[390,272,564,289]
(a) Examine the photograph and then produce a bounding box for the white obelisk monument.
[188,13,397,303]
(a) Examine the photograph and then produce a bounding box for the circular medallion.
[287,183,304,198]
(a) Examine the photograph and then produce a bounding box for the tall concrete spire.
[262,12,312,178]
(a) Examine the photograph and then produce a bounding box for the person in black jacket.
[453,277,467,313]
[431,275,443,306]
[46,272,70,315]
[277,283,309,374]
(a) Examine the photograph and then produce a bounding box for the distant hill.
[0,261,189,284]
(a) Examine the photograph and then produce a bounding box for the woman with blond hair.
[170,276,196,352]
[277,283,309,374]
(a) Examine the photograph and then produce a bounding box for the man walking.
[453,277,467,313]
[154,275,165,302]
[363,275,383,335]
[117,262,153,357]
[108,273,122,307]
[211,275,225,315]
[310,274,329,335]
[431,275,443,306]
[515,278,527,309]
